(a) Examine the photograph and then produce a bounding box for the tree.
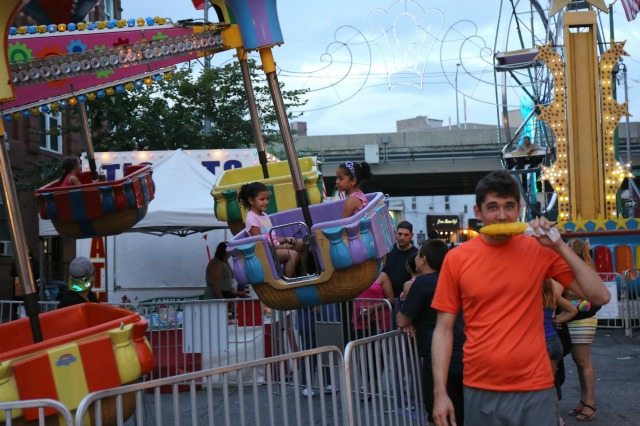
[86,60,309,151]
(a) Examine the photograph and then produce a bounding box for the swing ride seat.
[227,192,395,310]
[35,164,155,239]
[0,303,153,423]
[211,157,324,235]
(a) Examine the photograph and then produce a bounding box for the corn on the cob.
[479,222,528,236]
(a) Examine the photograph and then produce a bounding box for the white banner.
[83,148,276,180]
[597,281,620,319]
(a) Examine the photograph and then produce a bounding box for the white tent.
[129,148,228,235]
[39,149,229,237]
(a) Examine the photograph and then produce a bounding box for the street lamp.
[455,63,460,129]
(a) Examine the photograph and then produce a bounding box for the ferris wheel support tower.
[563,11,604,220]
[538,5,633,227]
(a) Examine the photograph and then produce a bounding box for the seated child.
[238,182,307,277]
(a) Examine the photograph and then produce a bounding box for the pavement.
[558,328,640,425]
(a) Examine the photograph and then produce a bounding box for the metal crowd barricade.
[137,298,277,382]
[266,299,395,392]
[74,347,348,426]
[622,269,640,337]
[0,398,73,425]
[596,272,630,335]
[102,297,395,386]
[0,300,59,323]
[344,330,427,426]
[270,299,395,355]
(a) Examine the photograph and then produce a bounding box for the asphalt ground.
[558,328,640,425]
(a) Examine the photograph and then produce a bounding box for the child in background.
[335,161,373,218]
[238,182,305,277]
[400,253,419,300]
[58,257,99,309]
[353,272,394,338]
[58,156,82,187]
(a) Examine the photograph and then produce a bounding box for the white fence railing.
[0,398,73,425]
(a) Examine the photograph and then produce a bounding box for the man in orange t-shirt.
[430,170,611,426]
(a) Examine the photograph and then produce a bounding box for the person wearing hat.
[58,257,99,309]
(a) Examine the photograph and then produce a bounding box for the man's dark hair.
[397,220,413,233]
[418,239,449,272]
[475,170,520,208]
[427,229,439,239]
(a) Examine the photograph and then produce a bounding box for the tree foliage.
[86,60,309,151]
[13,158,60,193]
[13,60,308,192]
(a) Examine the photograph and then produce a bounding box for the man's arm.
[431,311,457,426]
[396,311,413,328]
[557,243,610,305]
[531,218,610,305]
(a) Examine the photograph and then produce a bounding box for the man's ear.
[473,204,481,218]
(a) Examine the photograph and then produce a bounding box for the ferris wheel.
[494,0,563,154]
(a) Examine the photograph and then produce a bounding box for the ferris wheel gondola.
[495,0,563,160]
[493,0,566,220]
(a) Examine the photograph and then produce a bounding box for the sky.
[120,0,640,137]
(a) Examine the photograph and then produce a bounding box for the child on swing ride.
[238,182,306,277]
[58,156,82,187]
[335,161,373,218]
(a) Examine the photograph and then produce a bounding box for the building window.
[445,196,450,211]
[104,0,115,20]
[39,112,62,153]
[411,196,417,211]
[428,198,434,211]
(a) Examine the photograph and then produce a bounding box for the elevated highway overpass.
[291,125,640,197]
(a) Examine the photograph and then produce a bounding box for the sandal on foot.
[569,400,585,416]
[576,403,597,422]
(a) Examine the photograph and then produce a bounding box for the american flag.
[621,0,640,21]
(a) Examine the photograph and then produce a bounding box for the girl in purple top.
[543,278,577,426]
[543,278,577,374]
[238,182,306,277]
[336,161,373,218]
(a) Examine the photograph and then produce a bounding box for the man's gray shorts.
[464,386,558,426]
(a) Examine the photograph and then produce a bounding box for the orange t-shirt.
[432,234,574,391]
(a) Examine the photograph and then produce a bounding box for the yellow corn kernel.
[479,222,528,236]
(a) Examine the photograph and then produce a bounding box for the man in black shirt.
[383,221,418,297]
